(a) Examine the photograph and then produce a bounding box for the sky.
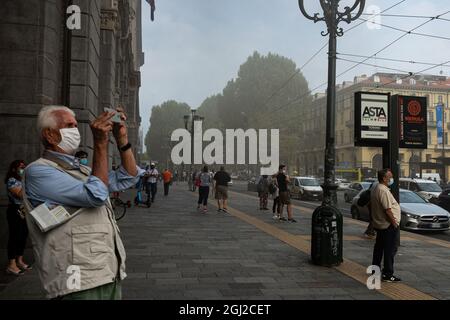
[139,0,450,139]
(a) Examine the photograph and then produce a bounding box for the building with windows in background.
[298,73,450,182]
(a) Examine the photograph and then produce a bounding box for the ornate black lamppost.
[183,110,204,190]
[298,0,365,266]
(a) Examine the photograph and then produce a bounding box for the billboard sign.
[397,95,428,149]
[355,92,390,147]
[437,104,443,145]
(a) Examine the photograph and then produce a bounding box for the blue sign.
[437,104,444,144]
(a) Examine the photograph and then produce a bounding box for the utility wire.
[361,13,450,22]
[337,57,412,74]
[253,0,408,120]
[337,53,450,68]
[344,0,408,33]
[335,11,450,81]
[358,16,450,41]
[281,59,450,128]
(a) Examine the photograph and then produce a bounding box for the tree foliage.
[145,100,191,165]
[144,51,312,171]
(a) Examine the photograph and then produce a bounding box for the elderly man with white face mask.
[23,105,144,300]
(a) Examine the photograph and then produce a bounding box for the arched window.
[372,154,383,170]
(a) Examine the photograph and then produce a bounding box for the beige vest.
[23,158,127,299]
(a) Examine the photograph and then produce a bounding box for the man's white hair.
[37,105,75,133]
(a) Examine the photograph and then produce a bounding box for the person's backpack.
[357,185,373,207]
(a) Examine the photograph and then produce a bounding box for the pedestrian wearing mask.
[275,165,296,223]
[145,163,159,203]
[24,105,144,299]
[371,169,402,283]
[74,150,89,166]
[4,160,31,276]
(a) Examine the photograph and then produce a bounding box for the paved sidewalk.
[0,183,449,300]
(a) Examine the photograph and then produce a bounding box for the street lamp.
[298,0,364,205]
[183,110,205,190]
[183,115,190,130]
[298,0,365,266]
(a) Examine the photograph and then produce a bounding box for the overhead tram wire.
[334,10,450,82]
[337,57,430,74]
[358,17,450,41]
[270,9,450,121]
[336,53,450,68]
[281,59,450,128]
[253,0,409,124]
[344,0,408,33]
[361,13,450,22]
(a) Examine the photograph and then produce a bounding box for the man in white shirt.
[370,169,401,283]
[145,163,159,203]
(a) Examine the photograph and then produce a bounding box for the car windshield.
[299,179,320,186]
[361,182,371,189]
[416,182,442,192]
[400,191,427,204]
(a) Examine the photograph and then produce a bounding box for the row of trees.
[145,51,313,170]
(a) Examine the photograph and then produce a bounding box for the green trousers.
[60,281,121,300]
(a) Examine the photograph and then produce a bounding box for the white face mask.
[388,178,394,186]
[58,128,81,155]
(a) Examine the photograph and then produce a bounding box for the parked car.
[350,188,450,231]
[344,182,372,203]
[289,177,323,201]
[336,178,351,190]
[436,188,450,213]
[399,178,442,203]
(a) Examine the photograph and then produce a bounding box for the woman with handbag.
[4,160,31,276]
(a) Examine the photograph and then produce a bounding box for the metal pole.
[323,1,338,206]
[442,106,446,184]
[298,0,365,266]
[191,109,195,188]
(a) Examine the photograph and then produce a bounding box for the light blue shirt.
[25,150,145,208]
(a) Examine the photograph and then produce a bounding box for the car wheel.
[351,206,360,220]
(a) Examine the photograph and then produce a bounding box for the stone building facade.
[0,0,144,201]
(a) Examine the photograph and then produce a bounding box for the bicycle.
[111,192,131,221]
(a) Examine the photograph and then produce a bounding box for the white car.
[336,178,351,190]
[399,178,442,202]
[289,177,323,201]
